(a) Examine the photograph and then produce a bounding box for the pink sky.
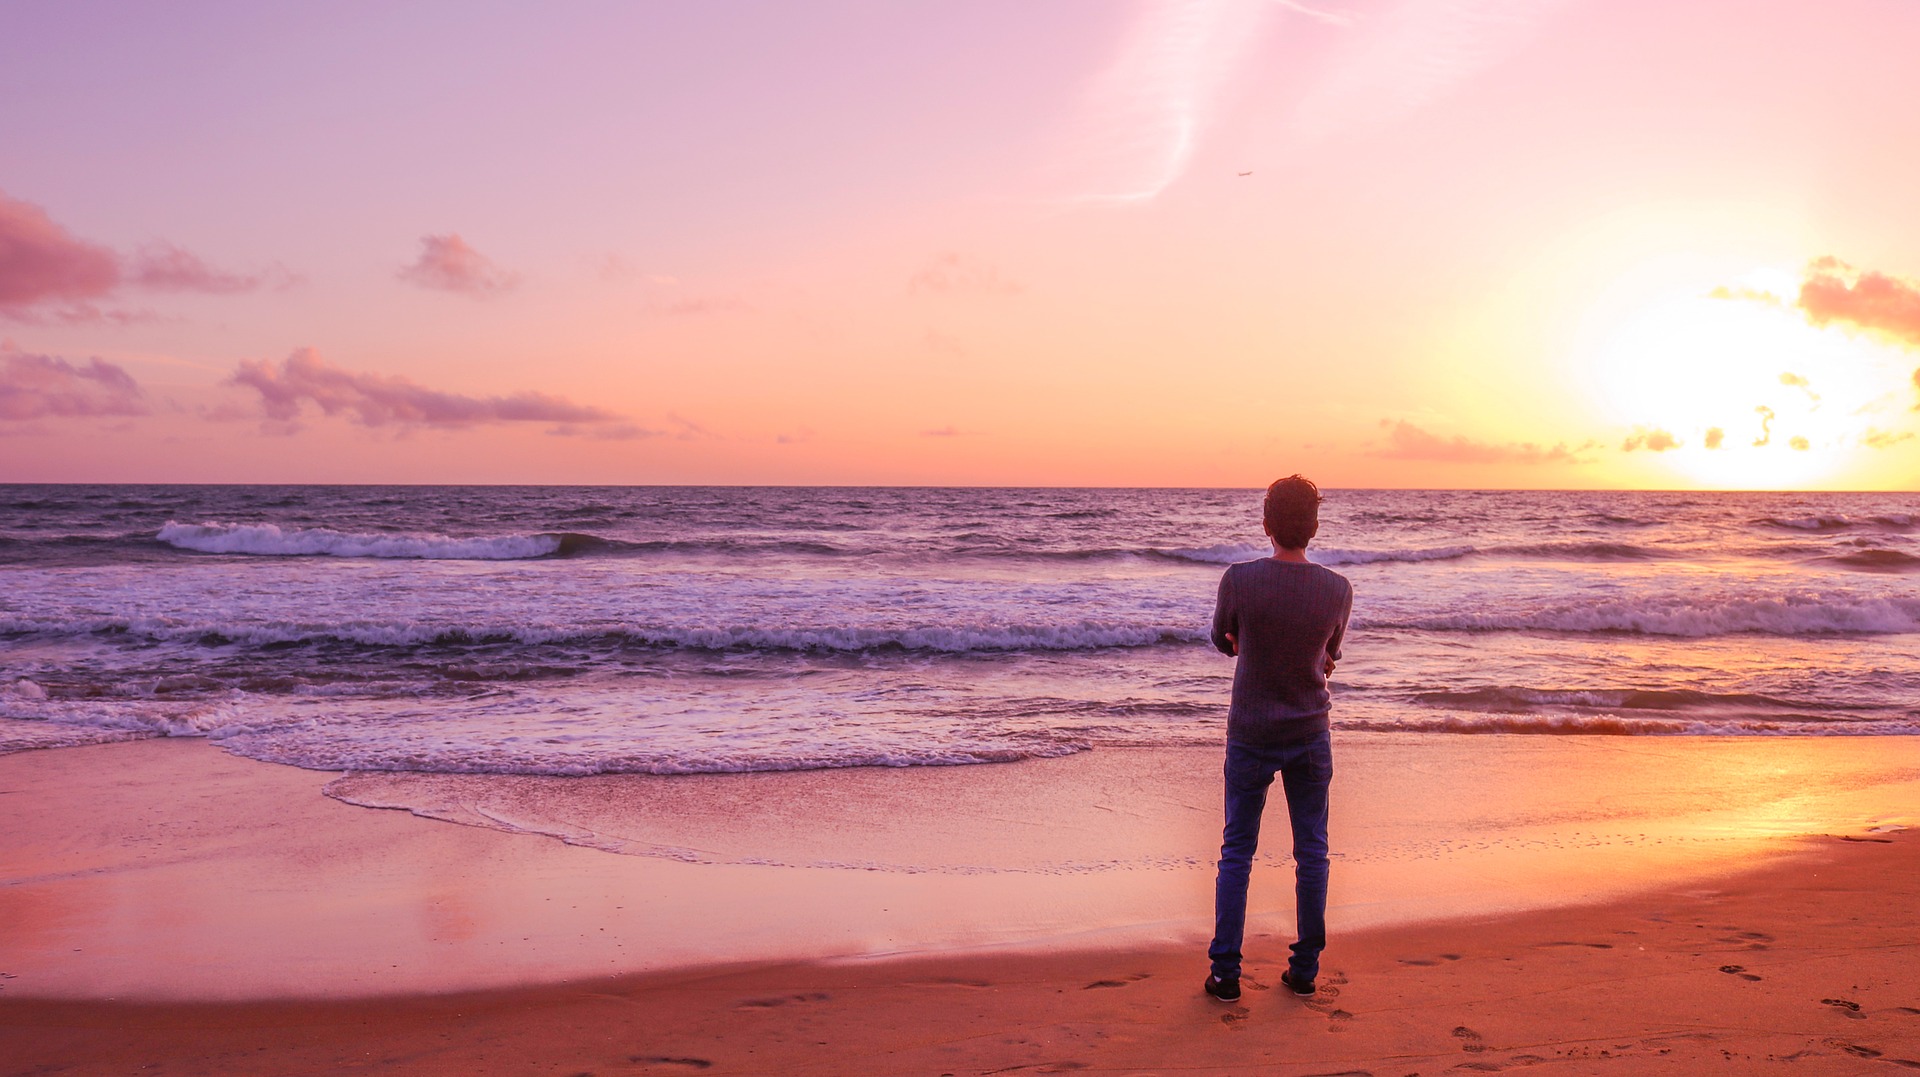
[3,0,1918,488]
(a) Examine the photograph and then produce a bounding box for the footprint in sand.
[1221,1008,1250,1028]
[1824,1039,1883,1059]
[1401,952,1465,966]
[1324,1008,1354,1032]
[1453,1025,1488,1053]
[1718,965,1763,982]
[1823,998,1866,1019]
[736,992,829,1009]
[1717,930,1774,950]
[627,1056,713,1070]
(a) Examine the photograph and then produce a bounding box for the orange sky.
[3,0,1918,488]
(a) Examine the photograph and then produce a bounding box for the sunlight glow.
[1584,283,1912,489]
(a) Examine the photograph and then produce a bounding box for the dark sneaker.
[1204,974,1241,1002]
[1280,970,1316,996]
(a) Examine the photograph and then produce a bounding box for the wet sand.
[3,735,1918,1073]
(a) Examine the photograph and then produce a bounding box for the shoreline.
[3,734,1917,1004]
[6,829,1917,1074]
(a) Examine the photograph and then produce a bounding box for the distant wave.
[1378,593,1920,637]
[0,613,1207,653]
[1759,513,1915,533]
[158,521,575,560]
[1819,548,1920,574]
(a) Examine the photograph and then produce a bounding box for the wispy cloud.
[1373,419,1591,464]
[908,253,1022,297]
[128,242,296,294]
[0,347,148,420]
[1289,0,1570,143]
[397,234,519,297]
[1057,0,1272,204]
[226,348,619,429]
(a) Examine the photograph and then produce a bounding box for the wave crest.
[158,521,571,560]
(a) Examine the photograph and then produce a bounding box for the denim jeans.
[1208,730,1332,983]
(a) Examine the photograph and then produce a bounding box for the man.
[1204,475,1353,1003]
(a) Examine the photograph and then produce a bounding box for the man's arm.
[1210,569,1237,656]
[1322,579,1354,675]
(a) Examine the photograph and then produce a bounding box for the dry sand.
[3,736,1919,1074]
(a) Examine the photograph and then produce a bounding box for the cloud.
[546,421,662,440]
[0,191,120,311]
[1620,427,1681,452]
[397,234,519,297]
[1289,0,1571,144]
[1795,257,1920,347]
[909,253,1023,297]
[2,189,289,318]
[1752,405,1774,447]
[0,348,148,420]
[226,348,620,429]
[128,242,294,293]
[1703,426,1725,450]
[1864,428,1914,449]
[1707,284,1784,307]
[1372,420,1591,464]
[1789,436,1810,451]
[1057,0,1271,204]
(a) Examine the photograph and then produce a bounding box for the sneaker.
[1204,974,1241,1002]
[1279,970,1316,996]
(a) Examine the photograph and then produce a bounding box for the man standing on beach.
[1204,475,1352,1003]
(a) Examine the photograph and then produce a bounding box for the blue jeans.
[1208,731,1332,983]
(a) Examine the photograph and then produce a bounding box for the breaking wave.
[158,521,581,560]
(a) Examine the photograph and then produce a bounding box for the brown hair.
[1262,475,1321,550]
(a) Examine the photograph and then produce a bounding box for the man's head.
[1262,475,1321,550]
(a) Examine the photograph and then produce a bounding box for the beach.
[5,735,1917,1074]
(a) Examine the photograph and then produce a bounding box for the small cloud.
[923,328,965,355]
[1703,426,1725,450]
[1789,435,1810,451]
[1372,420,1592,464]
[1752,405,1775,447]
[1621,427,1681,452]
[0,190,120,313]
[909,253,1022,297]
[660,296,749,316]
[666,412,720,440]
[3,190,297,319]
[1864,428,1914,449]
[225,348,620,429]
[1779,371,1821,403]
[397,234,519,297]
[1708,284,1784,307]
[127,242,296,294]
[1795,257,1920,348]
[546,421,662,440]
[0,347,149,420]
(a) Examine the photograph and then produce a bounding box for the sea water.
[2,485,1916,773]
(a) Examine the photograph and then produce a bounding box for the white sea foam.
[157,521,564,560]
[1159,543,1476,566]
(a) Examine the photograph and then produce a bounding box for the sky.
[3,0,1919,489]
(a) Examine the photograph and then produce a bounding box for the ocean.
[2,485,1916,773]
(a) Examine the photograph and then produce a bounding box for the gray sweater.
[1210,558,1354,746]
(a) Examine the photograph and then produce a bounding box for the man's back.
[1211,558,1353,747]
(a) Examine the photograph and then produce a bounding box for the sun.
[1576,276,1909,489]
